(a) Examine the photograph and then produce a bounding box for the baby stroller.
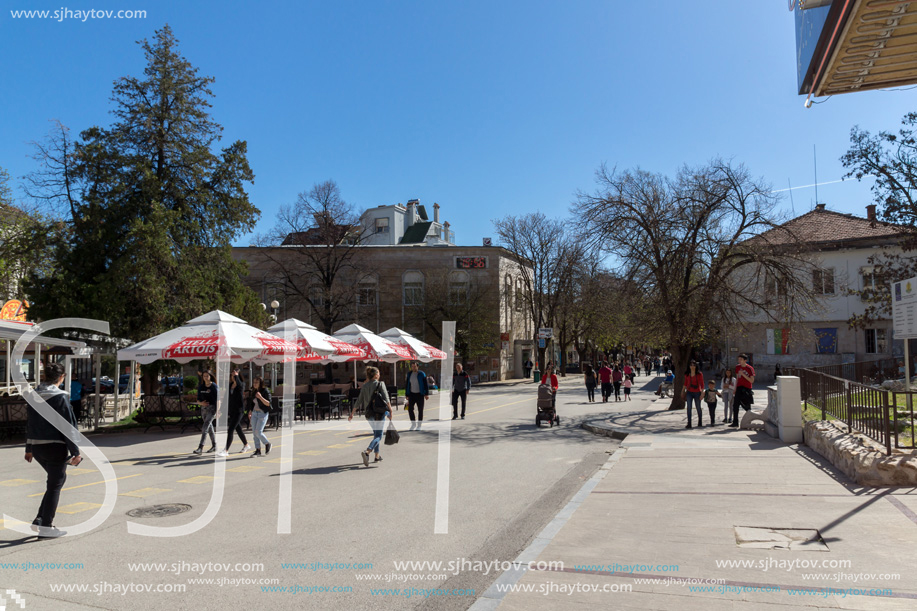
[535,383,559,427]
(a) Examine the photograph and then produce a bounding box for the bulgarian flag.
[767,328,790,355]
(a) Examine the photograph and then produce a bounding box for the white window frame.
[449,271,469,306]
[865,328,887,354]
[813,267,836,295]
[375,217,390,234]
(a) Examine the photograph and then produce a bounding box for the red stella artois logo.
[164,336,222,358]
[258,336,296,354]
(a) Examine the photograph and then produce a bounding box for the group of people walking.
[582,361,636,403]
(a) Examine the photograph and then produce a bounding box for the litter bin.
[533,369,541,383]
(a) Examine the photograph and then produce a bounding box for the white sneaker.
[240,444,252,453]
[217,450,229,457]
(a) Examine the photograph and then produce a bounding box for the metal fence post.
[845,381,852,433]
[882,391,892,456]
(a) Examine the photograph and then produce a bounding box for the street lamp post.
[261,300,281,388]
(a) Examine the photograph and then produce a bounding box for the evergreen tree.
[24,25,265,340]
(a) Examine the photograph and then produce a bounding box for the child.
[623,375,632,401]
[704,380,721,426]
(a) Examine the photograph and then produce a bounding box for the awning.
[0,320,91,355]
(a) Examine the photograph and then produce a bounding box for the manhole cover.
[734,527,828,551]
[127,504,192,518]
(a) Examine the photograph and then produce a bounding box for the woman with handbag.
[348,366,392,467]
[192,371,219,455]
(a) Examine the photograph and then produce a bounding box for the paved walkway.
[474,383,917,610]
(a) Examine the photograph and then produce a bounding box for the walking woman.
[720,368,736,424]
[348,366,392,466]
[683,360,705,429]
[219,368,251,456]
[612,364,623,402]
[249,376,272,457]
[192,371,218,455]
[541,364,559,408]
[583,364,597,402]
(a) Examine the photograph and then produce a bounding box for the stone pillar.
[776,376,803,443]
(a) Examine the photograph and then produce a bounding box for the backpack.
[367,382,389,419]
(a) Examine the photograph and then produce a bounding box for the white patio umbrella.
[118,310,302,365]
[380,327,447,362]
[333,323,414,386]
[267,319,367,363]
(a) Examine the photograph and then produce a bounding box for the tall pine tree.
[25,25,265,340]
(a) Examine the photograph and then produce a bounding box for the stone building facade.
[233,244,534,382]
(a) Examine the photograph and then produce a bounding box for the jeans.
[731,387,753,426]
[407,393,425,422]
[613,381,621,400]
[250,409,270,450]
[225,406,248,450]
[198,406,217,448]
[721,390,733,421]
[585,383,595,401]
[452,390,467,418]
[601,382,612,401]
[685,391,702,426]
[32,443,69,526]
[367,412,389,453]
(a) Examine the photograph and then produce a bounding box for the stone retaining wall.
[804,420,917,486]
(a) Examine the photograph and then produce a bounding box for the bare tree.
[575,160,817,408]
[493,213,586,372]
[255,180,371,335]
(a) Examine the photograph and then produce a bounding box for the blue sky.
[1,0,914,247]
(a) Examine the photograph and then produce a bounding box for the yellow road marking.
[326,444,351,449]
[120,487,171,498]
[66,468,97,476]
[56,502,103,514]
[297,450,326,456]
[265,457,292,464]
[178,475,214,484]
[226,465,264,473]
[0,479,39,487]
[28,473,142,497]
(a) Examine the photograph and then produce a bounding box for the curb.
[580,419,629,441]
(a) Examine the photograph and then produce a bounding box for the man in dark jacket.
[452,363,472,420]
[25,362,82,539]
[405,361,430,431]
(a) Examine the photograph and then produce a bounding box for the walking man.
[25,362,82,538]
[729,354,756,428]
[405,361,430,430]
[598,361,613,403]
[523,358,533,379]
[452,363,472,420]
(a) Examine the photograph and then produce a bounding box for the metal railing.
[802,357,899,386]
[791,366,916,453]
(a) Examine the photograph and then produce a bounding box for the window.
[449,271,469,306]
[764,272,787,299]
[308,285,324,307]
[403,271,424,306]
[861,266,881,291]
[357,281,376,306]
[865,328,887,354]
[812,268,835,295]
[375,218,389,234]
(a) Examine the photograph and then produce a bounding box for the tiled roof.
[750,206,906,248]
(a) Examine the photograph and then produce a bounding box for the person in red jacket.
[682,361,705,429]
[541,364,559,408]
[729,354,756,428]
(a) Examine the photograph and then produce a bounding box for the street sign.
[893,277,917,339]
[538,328,553,339]
[538,338,546,348]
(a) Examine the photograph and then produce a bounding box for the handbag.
[384,425,400,445]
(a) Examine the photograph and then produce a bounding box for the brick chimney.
[815,203,826,211]
[866,204,877,226]
[433,202,440,224]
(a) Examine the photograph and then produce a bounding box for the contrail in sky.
[771,179,846,193]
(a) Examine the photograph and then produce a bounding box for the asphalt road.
[0,377,637,610]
